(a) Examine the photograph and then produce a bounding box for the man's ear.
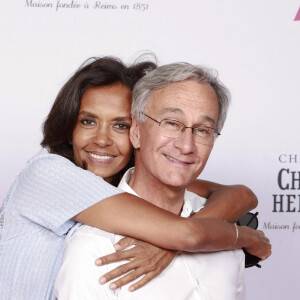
[130,118,141,149]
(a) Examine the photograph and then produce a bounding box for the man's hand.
[95,237,178,292]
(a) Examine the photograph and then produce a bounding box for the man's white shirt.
[55,168,245,300]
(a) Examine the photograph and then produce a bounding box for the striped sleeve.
[13,154,123,235]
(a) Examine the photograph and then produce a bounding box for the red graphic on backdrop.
[295,7,300,21]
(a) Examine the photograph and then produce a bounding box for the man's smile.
[164,154,193,165]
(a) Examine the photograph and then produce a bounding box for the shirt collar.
[118,167,195,218]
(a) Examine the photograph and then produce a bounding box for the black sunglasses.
[237,212,261,268]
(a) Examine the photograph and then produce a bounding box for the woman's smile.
[72,83,133,183]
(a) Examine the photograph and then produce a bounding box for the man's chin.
[162,177,192,190]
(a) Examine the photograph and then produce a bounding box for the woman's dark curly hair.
[41,56,156,186]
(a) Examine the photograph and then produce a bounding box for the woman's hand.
[95,237,178,292]
[239,227,272,260]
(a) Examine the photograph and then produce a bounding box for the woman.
[0,56,269,299]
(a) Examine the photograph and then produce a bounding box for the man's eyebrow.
[160,107,216,125]
[199,115,216,126]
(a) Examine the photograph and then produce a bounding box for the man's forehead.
[148,80,217,103]
[145,80,219,125]
[150,79,201,95]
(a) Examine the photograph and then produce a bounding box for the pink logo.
[295,7,300,21]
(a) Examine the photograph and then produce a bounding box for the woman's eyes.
[80,118,96,126]
[113,123,130,131]
[79,119,130,131]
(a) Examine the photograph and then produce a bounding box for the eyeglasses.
[141,112,220,146]
[237,212,261,268]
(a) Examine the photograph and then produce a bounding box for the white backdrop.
[1,1,300,299]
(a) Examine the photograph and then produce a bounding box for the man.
[55,63,271,299]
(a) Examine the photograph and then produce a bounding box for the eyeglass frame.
[140,112,220,145]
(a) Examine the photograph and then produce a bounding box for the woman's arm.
[32,153,256,250]
[73,192,269,255]
[188,179,258,222]
[74,179,258,250]
[79,185,265,292]
[74,194,270,292]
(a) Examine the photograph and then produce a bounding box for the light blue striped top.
[0,152,122,299]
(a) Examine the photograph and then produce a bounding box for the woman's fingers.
[128,271,161,292]
[96,248,135,266]
[105,264,164,291]
[97,239,178,291]
[114,237,138,251]
[257,230,272,260]
[244,229,272,260]
[99,260,140,284]
[107,267,146,290]
[96,237,139,265]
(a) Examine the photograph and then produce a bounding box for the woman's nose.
[92,127,113,147]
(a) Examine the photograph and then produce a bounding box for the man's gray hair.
[132,62,231,132]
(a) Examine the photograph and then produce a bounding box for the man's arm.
[188,179,258,222]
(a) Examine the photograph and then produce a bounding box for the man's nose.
[93,127,113,147]
[173,128,196,154]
